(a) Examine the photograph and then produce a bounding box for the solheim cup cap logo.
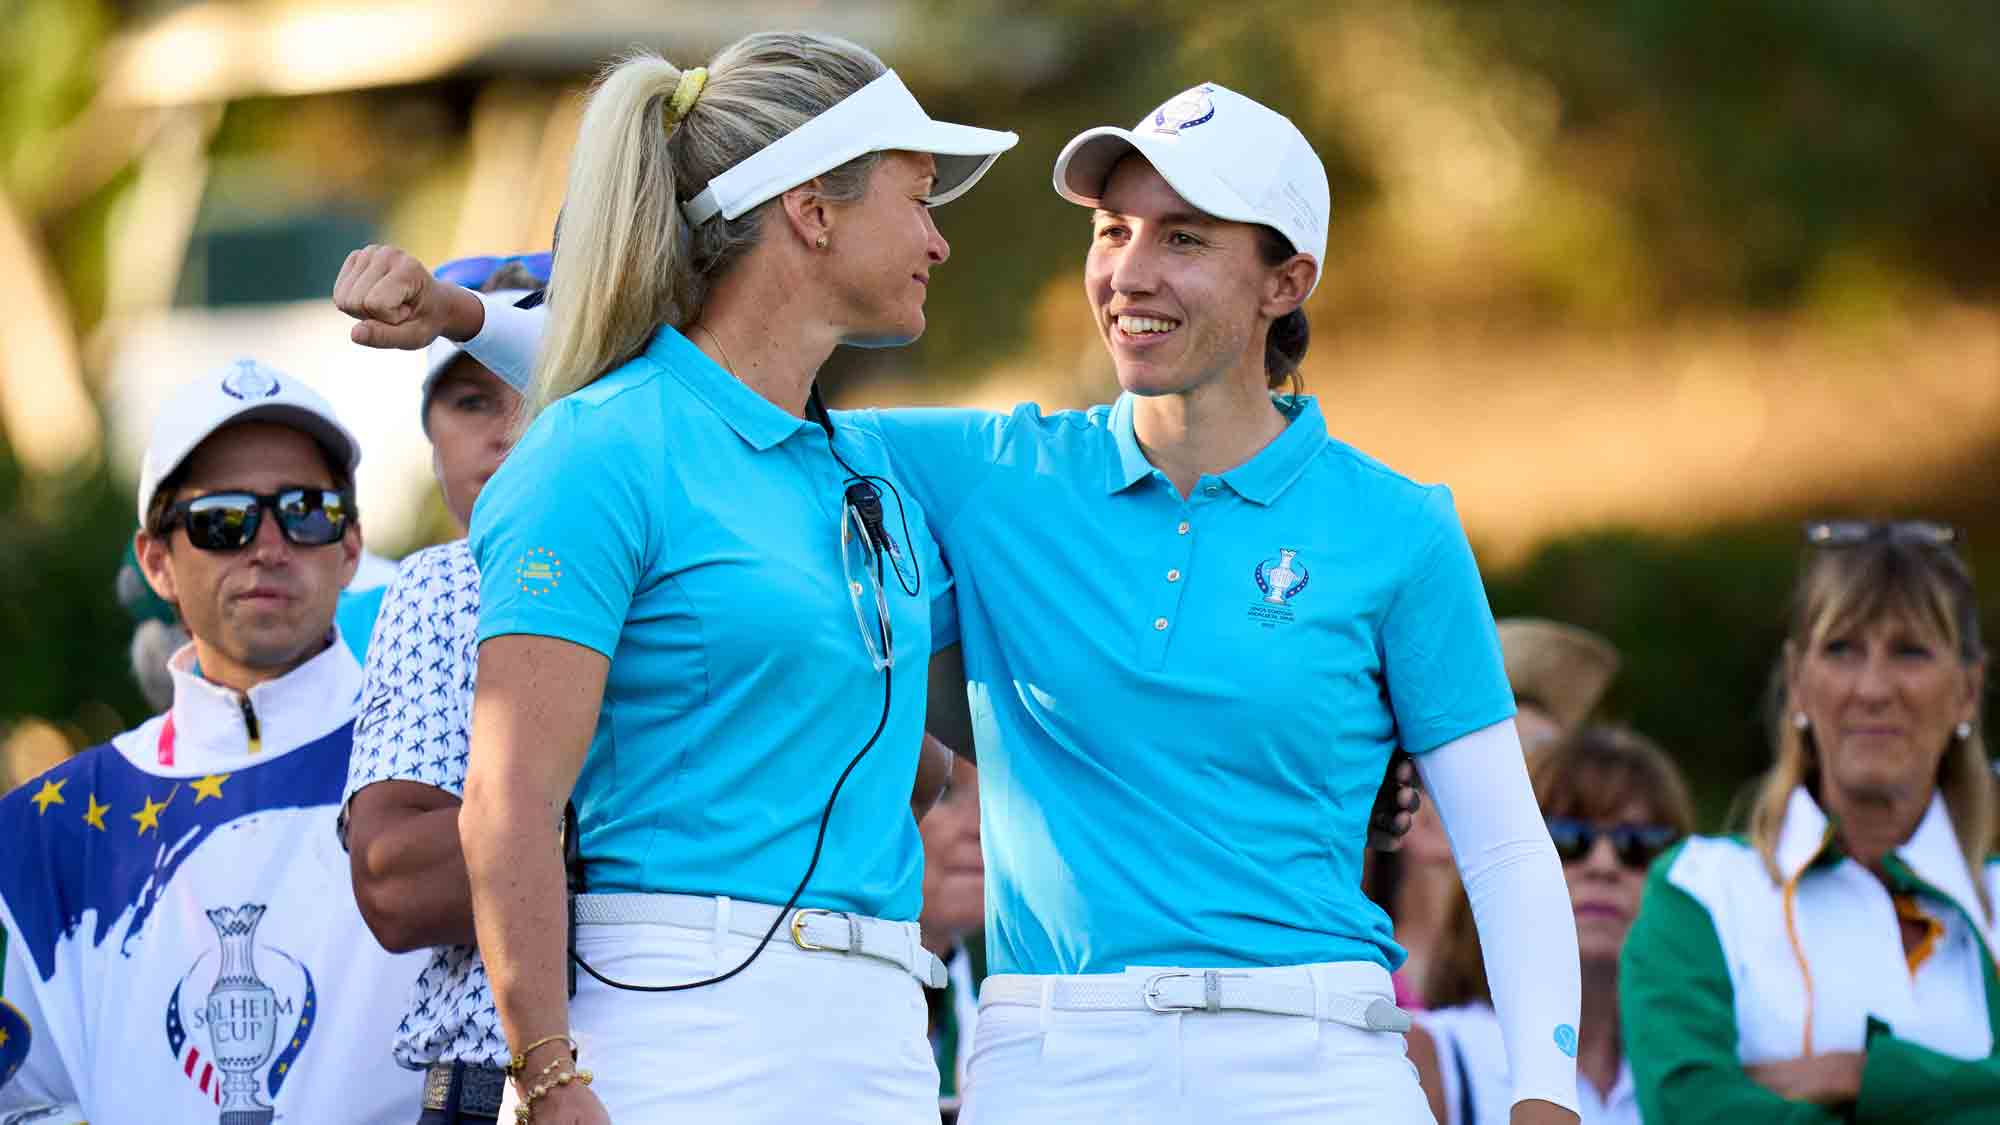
[1148,85,1217,134]
[220,361,280,400]
[1050,81,1333,297]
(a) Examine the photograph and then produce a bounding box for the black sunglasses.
[1545,816,1680,871]
[1803,519,1961,549]
[163,489,356,551]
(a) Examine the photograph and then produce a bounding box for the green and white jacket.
[1621,786,2000,1124]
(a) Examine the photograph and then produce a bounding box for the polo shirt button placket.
[1147,510,1195,668]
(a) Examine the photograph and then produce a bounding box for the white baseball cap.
[137,359,361,526]
[682,69,1018,225]
[1051,82,1331,296]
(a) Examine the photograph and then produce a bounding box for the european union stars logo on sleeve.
[516,548,562,597]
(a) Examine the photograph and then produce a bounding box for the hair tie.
[665,67,708,132]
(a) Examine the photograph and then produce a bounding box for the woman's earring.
[1956,721,1974,741]
[815,234,829,250]
[1792,712,1811,732]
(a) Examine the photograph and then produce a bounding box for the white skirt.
[498,895,939,1124]
[959,960,1436,1125]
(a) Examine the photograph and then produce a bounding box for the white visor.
[682,70,1017,226]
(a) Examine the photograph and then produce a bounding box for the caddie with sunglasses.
[0,361,426,1123]
[1411,725,1695,1125]
[1624,520,1999,1124]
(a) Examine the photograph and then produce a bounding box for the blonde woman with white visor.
[430,33,1013,1125]
[1623,521,1999,1124]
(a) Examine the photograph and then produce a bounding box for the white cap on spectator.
[137,359,360,526]
[1051,82,1331,296]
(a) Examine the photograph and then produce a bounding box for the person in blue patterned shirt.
[339,255,543,1124]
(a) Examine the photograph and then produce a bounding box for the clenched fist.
[333,244,485,350]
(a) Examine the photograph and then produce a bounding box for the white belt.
[573,892,947,989]
[979,969,1412,1032]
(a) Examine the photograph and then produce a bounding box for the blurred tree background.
[3,0,1997,822]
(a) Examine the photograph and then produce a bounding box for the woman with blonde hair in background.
[339,31,1017,1125]
[1412,725,1693,1124]
[1622,520,1998,1124]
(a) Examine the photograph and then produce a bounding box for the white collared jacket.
[1622,786,2000,1124]
[0,635,426,1123]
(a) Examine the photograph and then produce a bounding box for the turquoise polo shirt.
[861,393,1514,975]
[470,327,950,921]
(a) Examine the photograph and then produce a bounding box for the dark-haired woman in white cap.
[867,81,1578,1125]
[344,31,1015,1125]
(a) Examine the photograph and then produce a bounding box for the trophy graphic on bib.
[204,905,279,1125]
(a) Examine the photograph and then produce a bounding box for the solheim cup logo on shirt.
[220,361,280,400]
[1249,547,1310,627]
[1149,84,1217,134]
[164,903,319,1123]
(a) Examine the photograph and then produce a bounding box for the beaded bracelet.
[515,1067,594,1123]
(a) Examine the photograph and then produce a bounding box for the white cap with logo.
[136,359,361,526]
[1051,82,1331,296]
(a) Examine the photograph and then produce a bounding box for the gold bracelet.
[514,1067,594,1123]
[506,1033,578,1076]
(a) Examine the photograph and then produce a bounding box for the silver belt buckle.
[1142,970,1198,1012]
[1144,969,1247,1014]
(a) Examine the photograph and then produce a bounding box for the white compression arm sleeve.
[1415,718,1581,1116]
[460,291,547,391]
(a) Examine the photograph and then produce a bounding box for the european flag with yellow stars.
[0,725,352,983]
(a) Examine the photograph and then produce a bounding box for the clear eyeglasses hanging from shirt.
[842,490,894,671]
[840,481,921,671]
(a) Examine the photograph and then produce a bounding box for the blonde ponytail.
[529,54,692,420]
[525,33,891,425]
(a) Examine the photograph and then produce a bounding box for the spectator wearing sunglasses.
[1410,726,1693,1125]
[0,362,426,1122]
[332,253,540,1125]
[342,33,1016,1125]
[1622,521,1997,1124]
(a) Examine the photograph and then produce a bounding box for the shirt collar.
[1222,395,1325,506]
[1776,786,1838,880]
[154,630,364,777]
[1778,784,1993,929]
[1103,392,1325,505]
[1106,393,1155,494]
[649,325,816,452]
